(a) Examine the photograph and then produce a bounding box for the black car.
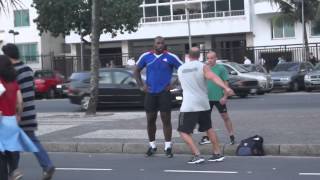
[228,76,259,98]
[271,62,314,91]
[67,68,182,110]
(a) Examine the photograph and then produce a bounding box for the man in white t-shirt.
[177,47,234,164]
[244,56,252,65]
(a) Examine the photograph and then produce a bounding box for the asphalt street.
[36,91,320,113]
[35,92,320,145]
[20,153,320,180]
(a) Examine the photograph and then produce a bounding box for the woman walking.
[0,55,37,180]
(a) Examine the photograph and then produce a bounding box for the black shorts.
[210,101,227,113]
[177,110,212,134]
[144,91,172,112]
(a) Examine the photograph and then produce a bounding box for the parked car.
[34,70,64,98]
[67,68,182,110]
[271,62,314,91]
[243,64,273,93]
[218,61,272,94]
[304,63,320,92]
[228,76,259,98]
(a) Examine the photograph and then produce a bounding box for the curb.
[42,142,320,156]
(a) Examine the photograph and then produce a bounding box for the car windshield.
[229,63,250,73]
[243,65,255,72]
[69,72,90,81]
[273,63,299,72]
[315,63,320,70]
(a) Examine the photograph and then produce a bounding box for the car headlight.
[280,77,290,81]
[170,88,181,93]
[304,75,311,80]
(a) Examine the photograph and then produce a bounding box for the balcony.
[140,10,245,24]
[254,1,279,15]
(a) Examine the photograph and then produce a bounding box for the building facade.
[0,0,64,70]
[1,0,320,71]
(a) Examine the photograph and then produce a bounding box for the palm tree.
[268,0,320,59]
[0,0,22,12]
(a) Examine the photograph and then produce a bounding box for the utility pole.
[186,3,192,50]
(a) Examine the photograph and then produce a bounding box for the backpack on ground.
[236,135,265,156]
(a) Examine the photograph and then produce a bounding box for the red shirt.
[0,79,19,116]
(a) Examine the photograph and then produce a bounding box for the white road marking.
[164,170,238,174]
[56,168,112,171]
[299,173,320,176]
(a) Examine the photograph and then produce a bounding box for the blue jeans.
[8,131,54,172]
[26,131,54,171]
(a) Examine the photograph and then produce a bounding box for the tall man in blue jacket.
[134,36,183,158]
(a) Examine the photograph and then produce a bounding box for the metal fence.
[41,43,320,78]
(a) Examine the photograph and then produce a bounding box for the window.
[145,0,156,4]
[16,43,38,62]
[99,71,112,84]
[202,1,215,13]
[311,21,320,36]
[159,0,170,3]
[114,72,130,84]
[145,6,157,17]
[158,5,170,16]
[271,17,295,38]
[231,0,244,10]
[14,10,30,27]
[216,0,229,11]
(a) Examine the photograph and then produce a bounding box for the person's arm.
[219,81,229,105]
[133,67,147,92]
[16,90,23,122]
[203,65,234,96]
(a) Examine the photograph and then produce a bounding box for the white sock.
[165,142,171,150]
[149,141,156,148]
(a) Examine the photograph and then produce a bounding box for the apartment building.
[0,0,64,70]
[1,0,320,70]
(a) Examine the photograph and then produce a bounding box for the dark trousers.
[0,153,9,180]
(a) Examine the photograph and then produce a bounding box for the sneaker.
[42,166,55,180]
[199,136,211,145]
[145,147,157,157]
[187,155,205,164]
[230,135,235,145]
[208,154,225,162]
[165,147,173,158]
[9,169,23,180]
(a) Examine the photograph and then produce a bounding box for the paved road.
[36,92,320,112]
[20,153,320,180]
[35,92,320,145]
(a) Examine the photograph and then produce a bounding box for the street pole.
[186,4,192,50]
[301,0,306,61]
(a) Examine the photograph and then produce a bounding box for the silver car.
[218,61,273,94]
[305,63,320,91]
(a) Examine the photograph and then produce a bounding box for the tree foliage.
[269,0,320,23]
[32,0,143,38]
[0,0,22,12]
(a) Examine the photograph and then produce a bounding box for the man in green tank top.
[199,51,236,145]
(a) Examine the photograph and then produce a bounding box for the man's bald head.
[189,47,200,60]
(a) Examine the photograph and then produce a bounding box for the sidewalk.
[36,110,320,157]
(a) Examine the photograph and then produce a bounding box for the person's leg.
[146,112,158,143]
[206,128,222,155]
[159,91,173,157]
[216,102,235,144]
[6,151,19,174]
[179,132,200,156]
[144,93,159,156]
[25,131,54,171]
[199,101,214,145]
[0,153,9,180]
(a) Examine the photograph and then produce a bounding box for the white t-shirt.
[177,61,210,112]
[244,59,252,65]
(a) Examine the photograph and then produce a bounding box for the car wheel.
[290,82,299,92]
[238,93,248,98]
[81,96,90,111]
[305,88,313,92]
[257,91,265,95]
[46,89,55,99]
